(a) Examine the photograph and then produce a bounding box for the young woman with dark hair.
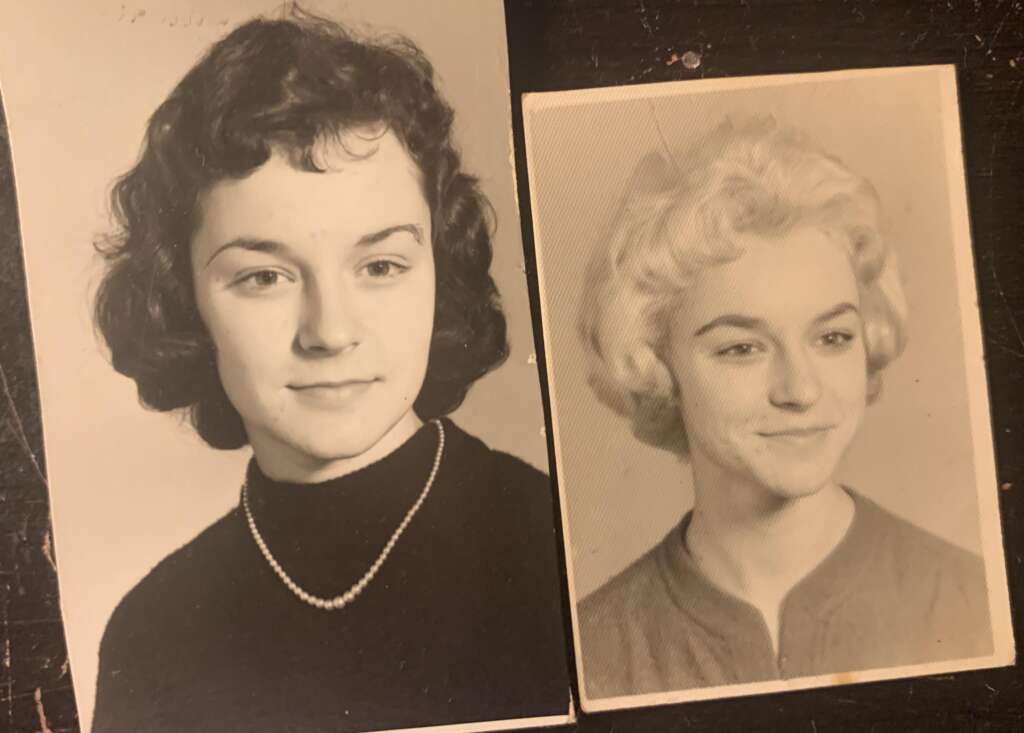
[91,12,568,732]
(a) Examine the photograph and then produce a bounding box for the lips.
[757,425,836,447]
[290,379,377,390]
[759,426,835,438]
[288,379,378,407]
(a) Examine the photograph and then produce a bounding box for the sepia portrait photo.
[522,66,1014,711]
[0,1,571,731]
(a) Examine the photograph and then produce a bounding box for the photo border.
[521,63,1014,714]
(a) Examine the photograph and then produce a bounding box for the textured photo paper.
[522,66,1014,712]
[0,1,572,730]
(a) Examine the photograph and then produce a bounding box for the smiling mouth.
[759,426,835,438]
[756,426,838,448]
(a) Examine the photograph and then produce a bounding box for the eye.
[361,259,409,279]
[249,271,280,287]
[234,268,292,291]
[716,342,764,358]
[819,330,855,349]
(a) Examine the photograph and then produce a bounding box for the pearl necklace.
[240,419,445,611]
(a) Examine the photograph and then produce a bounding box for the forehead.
[676,227,860,325]
[191,130,429,251]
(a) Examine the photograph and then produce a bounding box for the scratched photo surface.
[522,66,1014,712]
[0,1,571,731]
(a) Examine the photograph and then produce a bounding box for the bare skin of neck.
[684,453,855,657]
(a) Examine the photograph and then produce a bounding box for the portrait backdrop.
[0,1,549,729]
[523,65,1013,705]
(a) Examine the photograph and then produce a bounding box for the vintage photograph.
[0,1,571,731]
[522,66,1014,711]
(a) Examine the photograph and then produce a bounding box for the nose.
[768,346,822,410]
[295,277,362,354]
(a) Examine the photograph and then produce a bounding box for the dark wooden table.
[2,1,1022,730]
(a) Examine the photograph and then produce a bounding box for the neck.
[250,413,426,484]
[684,452,854,652]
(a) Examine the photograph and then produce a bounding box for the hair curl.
[94,10,508,449]
[580,117,908,456]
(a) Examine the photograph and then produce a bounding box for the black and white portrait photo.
[0,1,571,731]
[522,66,1014,711]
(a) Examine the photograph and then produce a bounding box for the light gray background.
[0,1,546,729]
[526,68,985,601]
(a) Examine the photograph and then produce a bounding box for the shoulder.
[100,508,243,655]
[579,541,666,630]
[433,417,561,583]
[440,418,549,486]
[431,420,570,680]
[439,419,553,517]
[431,419,558,564]
[94,508,245,730]
[852,493,987,592]
[443,421,562,580]
[849,492,993,657]
[577,537,671,698]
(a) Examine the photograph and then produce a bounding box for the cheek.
[211,330,283,403]
[394,298,435,343]
[677,361,768,437]
[201,299,294,387]
[372,277,436,360]
[822,347,870,409]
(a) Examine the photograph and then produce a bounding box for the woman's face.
[191,131,435,480]
[663,226,868,501]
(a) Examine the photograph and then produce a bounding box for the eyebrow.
[357,224,425,247]
[204,223,425,267]
[692,302,861,338]
[812,302,860,325]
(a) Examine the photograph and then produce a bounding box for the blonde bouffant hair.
[580,117,908,456]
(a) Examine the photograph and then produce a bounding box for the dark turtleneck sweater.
[92,420,570,732]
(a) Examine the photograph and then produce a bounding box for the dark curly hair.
[94,10,508,449]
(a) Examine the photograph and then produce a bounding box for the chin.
[282,415,402,463]
[745,428,855,501]
[755,461,841,501]
[292,433,381,464]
